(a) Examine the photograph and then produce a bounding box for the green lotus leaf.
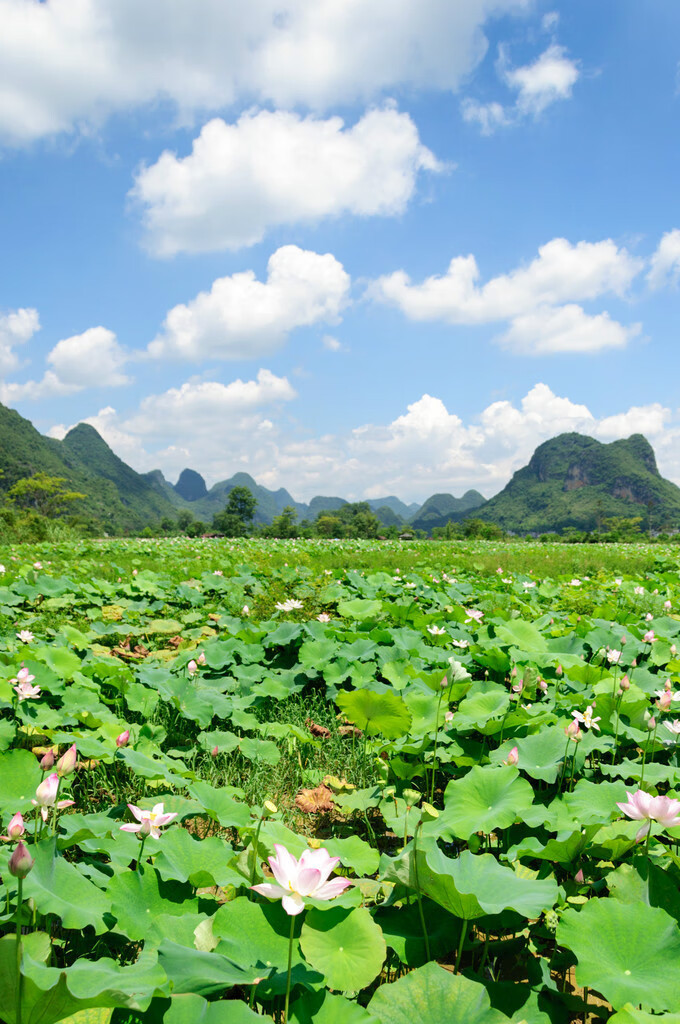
[337,599,383,621]
[107,867,199,941]
[367,961,510,1024]
[609,1008,680,1024]
[154,994,263,1024]
[0,748,43,815]
[336,689,412,739]
[557,897,680,1011]
[21,838,111,933]
[495,620,547,654]
[300,906,386,992]
[490,728,570,784]
[607,861,680,925]
[375,901,463,967]
[291,990,378,1024]
[452,690,511,734]
[322,835,380,876]
[153,828,241,888]
[188,780,251,828]
[433,766,535,840]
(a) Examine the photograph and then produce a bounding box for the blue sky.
[0,0,678,502]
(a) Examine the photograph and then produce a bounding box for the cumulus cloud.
[463,43,579,134]
[369,236,642,355]
[0,326,129,402]
[647,229,680,289]
[46,381,680,503]
[132,107,441,255]
[0,308,40,375]
[0,0,528,144]
[148,245,350,362]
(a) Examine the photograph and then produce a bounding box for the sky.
[0,0,679,504]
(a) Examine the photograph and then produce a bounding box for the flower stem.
[15,875,23,1024]
[250,815,266,892]
[430,691,444,803]
[136,834,147,873]
[454,918,468,974]
[284,912,295,1022]
[412,826,431,963]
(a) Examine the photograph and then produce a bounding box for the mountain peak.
[174,468,208,501]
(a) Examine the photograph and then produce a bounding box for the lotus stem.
[412,824,431,962]
[284,912,295,1022]
[454,918,468,974]
[15,875,23,1024]
[136,834,148,873]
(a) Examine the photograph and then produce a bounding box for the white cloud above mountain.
[0,308,40,375]
[0,0,528,144]
[148,245,350,362]
[132,107,442,255]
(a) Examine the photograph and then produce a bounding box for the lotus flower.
[503,746,519,766]
[427,625,446,636]
[9,841,34,878]
[16,630,34,643]
[56,743,77,777]
[120,802,177,839]
[1,812,25,841]
[616,789,680,842]
[116,729,130,747]
[276,599,303,612]
[31,772,75,822]
[14,679,41,701]
[187,660,198,675]
[251,843,352,915]
[572,705,601,731]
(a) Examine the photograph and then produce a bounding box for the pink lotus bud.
[647,716,657,731]
[34,772,59,807]
[444,710,454,723]
[187,660,198,675]
[643,631,655,643]
[539,679,548,692]
[511,666,517,678]
[665,600,672,610]
[665,679,672,691]
[646,613,653,622]
[574,868,584,883]
[620,636,626,645]
[211,745,219,757]
[503,746,519,766]
[5,813,25,840]
[57,744,77,777]
[556,664,563,676]
[197,652,206,665]
[631,658,638,667]
[39,750,55,770]
[657,691,672,710]
[9,841,34,878]
[512,680,523,693]
[565,720,581,741]
[116,729,130,748]
[440,676,448,688]
[672,644,678,656]
[619,674,630,691]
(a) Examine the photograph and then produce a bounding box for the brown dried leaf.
[338,724,363,738]
[305,718,331,739]
[295,785,335,813]
[167,635,183,649]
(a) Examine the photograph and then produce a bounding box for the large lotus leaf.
[337,599,383,621]
[336,689,412,740]
[563,778,630,826]
[156,940,261,996]
[375,901,463,967]
[239,736,281,765]
[0,940,167,1024]
[107,867,199,941]
[291,990,378,1024]
[151,994,263,1024]
[433,766,535,840]
[609,1008,680,1024]
[212,897,322,997]
[367,961,509,1024]
[0,747,43,814]
[452,691,511,734]
[506,827,598,866]
[607,861,680,925]
[322,835,380,876]
[557,898,680,1011]
[21,838,111,933]
[490,728,570,784]
[153,829,241,888]
[188,780,251,828]
[380,842,558,921]
[495,620,547,654]
[56,1010,112,1024]
[43,646,82,679]
[300,907,386,992]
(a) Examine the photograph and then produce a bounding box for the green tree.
[177,509,194,533]
[213,485,257,536]
[7,472,85,518]
[264,505,299,538]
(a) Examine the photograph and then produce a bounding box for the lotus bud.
[671,644,677,656]
[565,720,581,741]
[382,786,397,801]
[444,710,454,722]
[631,658,638,667]
[647,716,657,731]
[5,812,25,840]
[187,660,198,675]
[503,746,519,766]
[556,664,563,676]
[211,745,219,757]
[57,743,77,777]
[619,674,630,691]
[116,729,130,747]
[9,841,34,878]
[242,605,250,615]
[665,679,672,691]
[621,636,626,645]
[657,691,672,711]
[39,750,55,770]
[197,652,206,665]
[511,666,517,678]
[574,868,585,883]
[539,679,548,692]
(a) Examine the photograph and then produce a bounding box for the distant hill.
[410,490,486,532]
[0,405,178,532]
[472,433,680,534]
[367,496,415,520]
[175,468,208,502]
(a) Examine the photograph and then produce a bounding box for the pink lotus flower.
[116,729,130,747]
[187,660,198,675]
[31,773,75,822]
[9,841,34,878]
[120,802,177,839]
[616,789,680,842]
[56,744,77,777]
[503,746,519,766]
[14,679,41,701]
[1,812,25,841]
[444,710,454,723]
[317,612,331,623]
[251,843,352,916]
[464,608,484,624]
[565,719,582,741]
[643,630,656,643]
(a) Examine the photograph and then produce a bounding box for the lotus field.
[3,537,680,1024]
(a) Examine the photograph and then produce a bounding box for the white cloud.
[0,307,40,375]
[499,304,639,355]
[0,0,529,144]
[322,335,343,352]
[647,229,680,289]
[0,326,129,402]
[463,43,579,134]
[369,236,642,354]
[148,245,350,362]
[132,107,441,255]
[47,381,680,503]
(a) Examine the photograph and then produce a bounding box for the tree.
[264,506,299,538]
[177,510,194,533]
[213,485,257,536]
[7,472,85,518]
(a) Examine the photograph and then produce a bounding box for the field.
[1,536,680,1024]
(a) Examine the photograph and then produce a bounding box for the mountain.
[174,468,208,501]
[367,496,415,519]
[0,406,178,532]
[409,490,486,532]
[472,433,680,534]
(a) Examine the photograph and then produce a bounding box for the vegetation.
[2,536,680,1022]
